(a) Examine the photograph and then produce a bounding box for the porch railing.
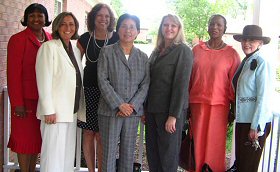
[3,86,280,172]
[2,86,144,172]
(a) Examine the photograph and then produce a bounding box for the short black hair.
[116,13,140,33]
[87,3,115,32]
[21,3,51,27]
[51,12,79,40]
[208,14,227,33]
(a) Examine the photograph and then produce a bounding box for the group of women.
[7,2,274,172]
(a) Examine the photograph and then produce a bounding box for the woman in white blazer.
[36,12,86,172]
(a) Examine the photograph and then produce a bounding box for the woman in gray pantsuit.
[145,14,193,172]
[97,13,149,172]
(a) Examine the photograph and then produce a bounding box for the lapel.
[55,39,74,68]
[116,42,131,70]
[25,28,41,48]
[127,46,139,67]
[26,28,52,47]
[72,42,83,73]
[44,30,52,41]
[154,44,177,65]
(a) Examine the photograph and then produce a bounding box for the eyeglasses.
[120,25,137,31]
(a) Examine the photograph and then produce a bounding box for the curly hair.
[87,3,116,33]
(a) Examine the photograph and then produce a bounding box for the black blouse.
[78,31,119,87]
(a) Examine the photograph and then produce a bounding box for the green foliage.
[277,67,280,81]
[134,40,149,44]
[175,0,212,43]
[110,0,123,18]
[174,0,250,44]
[276,67,280,93]
[226,124,233,153]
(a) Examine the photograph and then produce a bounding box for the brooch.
[250,59,257,70]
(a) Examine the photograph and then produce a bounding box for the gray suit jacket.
[97,42,150,116]
[146,43,193,119]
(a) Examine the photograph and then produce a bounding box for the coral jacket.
[7,27,52,107]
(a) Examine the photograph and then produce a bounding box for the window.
[55,0,63,16]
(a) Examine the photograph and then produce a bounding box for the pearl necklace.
[93,30,108,48]
[85,31,108,63]
[37,32,45,43]
[206,41,224,50]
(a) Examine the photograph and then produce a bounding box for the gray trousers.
[98,115,140,172]
[145,113,183,172]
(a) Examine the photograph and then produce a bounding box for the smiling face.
[95,7,110,31]
[161,17,179,43]
[58,15,76,43]
[118,18,139,44]
[208,16,226,39]
[27,10,45,32]
[241,39,262,55]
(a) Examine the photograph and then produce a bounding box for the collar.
[199,41,229,51]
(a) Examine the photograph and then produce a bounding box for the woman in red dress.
[7,3,51,172]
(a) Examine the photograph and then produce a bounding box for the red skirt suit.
[7,27,52,154]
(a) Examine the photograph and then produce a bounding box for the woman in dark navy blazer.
[145,14,193,172]
[7,3,51,172]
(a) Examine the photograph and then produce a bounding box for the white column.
[253,0,260,25]
[256,1,280,172]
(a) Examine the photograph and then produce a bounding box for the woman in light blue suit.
[230,25,274,172]
[97,13,149,172]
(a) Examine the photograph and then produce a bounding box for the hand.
[140,114,146,124]
[165,116,176,134]
[248,129,258,141]
[119,103,134,116]
[14,106,27,118]
[44,114,56,124]
[116,111,126,117]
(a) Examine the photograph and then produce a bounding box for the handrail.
[2,86,145,172]
[3,85,279,172]
[258,113,280,172]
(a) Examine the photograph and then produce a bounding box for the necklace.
[85,31,108,63]
[93,30,108,48]
[206,40,224,50]
[37,32,45,43]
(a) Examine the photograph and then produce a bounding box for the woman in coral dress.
[189,14,240,172]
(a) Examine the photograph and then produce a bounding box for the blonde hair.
[155,14,185,50]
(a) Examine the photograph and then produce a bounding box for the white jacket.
[36,39,86,122]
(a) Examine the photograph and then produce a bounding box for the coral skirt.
[190,103,228,172]
[8,99,42,154]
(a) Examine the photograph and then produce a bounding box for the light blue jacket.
[234,50,274,132]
